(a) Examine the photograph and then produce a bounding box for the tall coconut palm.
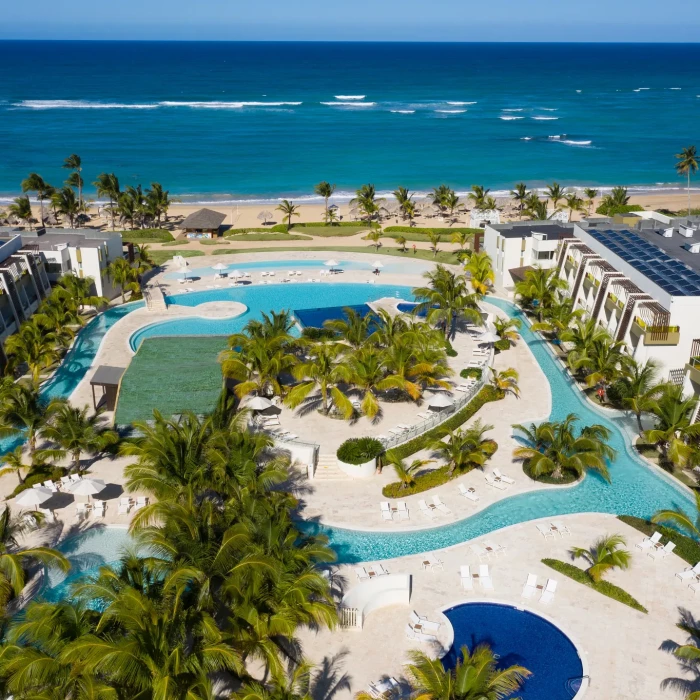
[276,199,300,232]
[0,383,48,453]
[351,184,382,225]
[40,401,119,473]
[314,181,336,217]
[4,321,60,390]
[35,298,83,344]
[523,193,549,221]
[443,191,461,222]
[324,307,373,349]
[21,173,52,227]
[366,230,383,250]
[51,185,81,228]
[393,186,413,218]
[510,182,529,219]
[560,316,611,355]
[570,337,634,392]
[530,294,583,340]
[598,186,630,215]
[451,230,473,255]
[405,645,530,700]
[432,420,495,476]
[244,309,296,342]
[93,172,120,230]
[464,251,495,297]
[583,187,598,216]
[0,447,31,485]
[345,347,405,419]
[621,359,666,436]
[676,145,698,215]
[106,256,139,303]
[62,153,83,206]
[490,367,520,397]
[7,195,33,229]
[143,181,171,227]
[54,273,106,312]
[403,199,417,226]
[545,182,566,211]
[564,192,586,219]
[468,185,490,211]
[513,413,614,482]
[570,534,631,583]
[427,231,441,257]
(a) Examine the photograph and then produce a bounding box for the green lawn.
[115,336,227,426]
[225,233,313,241]
[292,226,369,237]
[161,240,190,247]
[151,249,205,265]
[120,228,175,243]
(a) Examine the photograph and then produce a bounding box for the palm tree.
[545,182,566,211]
[351,184,382,225]
[464,251,495,297]
[324,307,373,348]
[232,662,315,700]
[652,491,700,541]
[676,145,698,215]
[403,199,417,226]
[570,534,631,583]
[583,187,598,216]
[314,181,336,217]
[405,645,530,700]
[21,173,52,227]
[51,185,81,228]
[396,235,408,252]
[106,256,138,303]
[514,267,569,322]
[0,506,70,608]
[598,186,631,215]
[493,317,521,346]
[451,230,473,254]
[393,186,413,218]
[386,453,434,489]
[343,348,404,418]
[564,192,585,219]
[468,185,490,211]
[0,382,48,453]
[443,191,461,222]
[490,367,520,397]
[0,446,30,485]
[93,172,120,230]
[8,195,34,229]
[62,153,83,206]
[285,342,353,418]
[54,273,106,312]
[136,243,155,269]
[367,230,383,250]
[4,322,60,390]
[513,413,614,482]
[277,199,300,232]
[40,401,119,473]
[621,359,665,436]
[427,231,441,257]
[570,336,634,393]
[523,194,549,221]
[144,181,172,227]
[510,182,529,219]
[432,420,495,476]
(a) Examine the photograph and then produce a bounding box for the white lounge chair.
[75,503,88,518]
[60,476,71,487]
[419,500,436,521]
[422,553,444,571]
[522,573,538,599]
[689,580,700,596]
[458,483,479,501]
[405,623,417,640]
[432,495,452,514]
[540,578,557,604]
[380,502,394,521]
[635,531,662,550]
[493,468,515,485]
[133,496,149,511]
[485,474,507,490]
[483,540,506,556]
[43,480,58,493]
[355,567,370,581]
[469,543,490,561]
[410,611,440,633]
[93,503,105,517]
[397,501,409,520]
[479,564,494,590]
[648,541,676,561]
[460,565,474,591]
[69,474,81,483]
[551,520,571,536]
[118,497,131,515]
[536,523,555,539]
[676,562,700,582]
[370,563,390,576]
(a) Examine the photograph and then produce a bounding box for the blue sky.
[2,0,699,41]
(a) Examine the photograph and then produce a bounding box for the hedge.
[542,558,647,613]
[618,515,700,565]
[337,437,384,464]
[384,226,482,236]
[293,221,379,229]
[494,339,510,352]
[385,385,502,461]
[120,228,174,242]
[460,367,482,380]
[595,204,644,217]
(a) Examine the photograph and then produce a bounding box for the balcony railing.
[633,317,681,346]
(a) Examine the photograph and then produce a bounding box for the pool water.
[443,603,584,700]
[294,303,376,329]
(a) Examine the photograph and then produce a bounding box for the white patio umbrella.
[68,478,106,503]
[16,486,52,510]
[427,393,454,409]
[324,259,339,267]
[230,269,243,278]
[246,396,274,411]
[477,331,499,344]
[211,262,228,272]
[179,258,190,279]
[371,260,384,269]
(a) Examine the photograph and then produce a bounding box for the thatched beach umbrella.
[257,210,273,224]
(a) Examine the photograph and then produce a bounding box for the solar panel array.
[587,229,700,297]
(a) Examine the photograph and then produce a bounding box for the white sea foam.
[669,87,682,90]
[435,109,466,113]
[390,110,415,114]
[548,135,591,146]
[159,101,302,108]
[502,108,524,112]
[500,115,524,120]
[532,116,559,120]
[446,101,477,105]
[540,108,558,111]
[576,90,582,93]
[321,101,376,107]
[15,100,159,110]
[334,95,366,100]
[520,137,532,140]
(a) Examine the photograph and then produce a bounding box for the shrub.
[337,437,384,465]
[595,203,644,217]
[301,327,336,341]
[494,339,510,352]
[460,367,482,380]
[384,226,482,236]
[387,385,503,461]
[605,379,631,405]
[120,228,174,242]
[444,339,458,357]
[522,461,579,485]
[618,515,700,565]
[542,558,647,613]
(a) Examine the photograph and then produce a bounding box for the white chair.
[397,501,409,520]
[261,271,268,277]
[485,474,507,490]
[69,474,82,483]
[469,543,490,561]
[635,531,662,550]
[536,523,555,539]
[522,573,538,599]
[410,611,440,633]
[355,567,370,581]
[133,496,149,511]
[93,502,105,517]
[479,564,494,590]
[118,498,131,515]
[458,483,479,502]
[371,563,390,576]
[75,503,88,518]
[268,271,275,277]
[551,520,571,536]
[493,468,515,485]
[689,580,700,596]
[432,495,452,514]
[460,565,474,591]
[419,500,436,521]
[648,541,676,561]
[405,623,417,640]
[676,562,700,582]
[380,502,393,521]
[483,540,506,556]
[540,578,557,604]
[423,553,444,571]
[60,476,71,487]
[43,480,58,493]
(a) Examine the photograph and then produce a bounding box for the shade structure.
[246,396,274,411]
[211,262,228,271]
[372,260,384,268]
[427,393,454,408]
[324,259,339,267]
[16,487,52,508]
[230,269,243,278]
[477,331,499,344]
[68,478,106,499]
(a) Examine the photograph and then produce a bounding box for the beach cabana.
[90,365,126,411]
[181,208,227,239]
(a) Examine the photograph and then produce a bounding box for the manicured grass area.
[115,336,227,426]
[293,226,370,237]
[225,233,313,241]
[120,228,174,243]
[381,226,483,244]
[161,240,190,247]
[542,558,648,613]
[618,515,700,565]
[151,249,205,265]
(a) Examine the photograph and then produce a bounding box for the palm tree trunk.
[636,411,644,437]
[74,450,81,473]
[689,170,692,216]
[39,196,44,229]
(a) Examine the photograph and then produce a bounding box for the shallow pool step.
[313,454,346,480]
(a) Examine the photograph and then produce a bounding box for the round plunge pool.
[442,602,585,699]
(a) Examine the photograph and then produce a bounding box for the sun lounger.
[75,502,88,517]
[93,503,105,517]
[432,495,451,514]
[493,468,515,485]
[648,541,676,560]
[469,544,490,560]
[522,573,538,599]
[69,474,82,483]
[355,567,370,581]
[485,474,507,490]
[419,500,436,521]
[536,523,555,538]
[118,497,131,515]
[405,623,417,640]
[483,540,505,556]
[60,476,71,487]
[43,480,58,492]
[380,501,394,521]
[540,578,557,604]
[422,552,444,571]
[458,483,479,501]
[689,580,700,596]
[460,565,474,590]
[551,520,571,536]
[397,501,409,520]
[261,272,268,277]
[677,562,700,582]
[455,385,472,393]
[410,611,440,632]
[635,531,662,550]
[479,564,494,590]
[416,412,430,420]
[370,563,390,577]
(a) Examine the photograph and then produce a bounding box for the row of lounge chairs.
[485,469,515,489]
[635,531,677,560]
[406,610,440,643]
[469,540,506,560]
[419,495,451,520]
[536,521,571,538]
[522,574,558,603]
[380,501,409,521]
[355,563,390,580]
[33,473,84,493]
[460,564,494,590]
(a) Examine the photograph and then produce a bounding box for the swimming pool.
[442,602,585,700]
[294,303,376,329]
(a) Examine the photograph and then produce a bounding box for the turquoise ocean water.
[1,41,699,203]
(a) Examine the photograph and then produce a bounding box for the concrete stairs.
[145,286,168,312]
[313,454,346,480]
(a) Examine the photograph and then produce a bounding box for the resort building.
[181,208,227,239]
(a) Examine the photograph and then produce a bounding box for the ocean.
[0,41,699,204]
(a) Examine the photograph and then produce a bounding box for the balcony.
[632,317,680,346]
[686,356,700,385]
[605,293,624,312]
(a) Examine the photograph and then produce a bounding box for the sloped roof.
[181,208,226,229]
